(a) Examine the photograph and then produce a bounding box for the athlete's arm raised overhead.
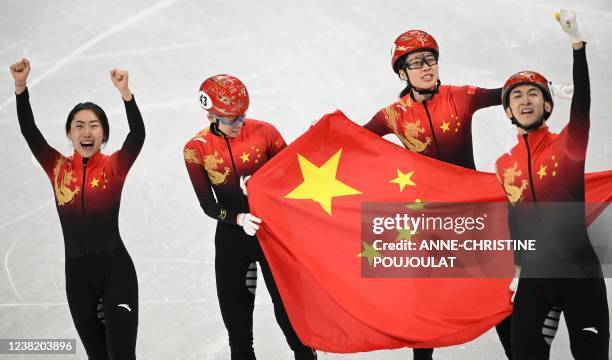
[108,69,146,178]
[12,58,60,174]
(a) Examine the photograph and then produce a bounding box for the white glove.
[549,81,574,100]
[509,266,521,303]
[240,175,251,196]
[237,213,261,236]
[557,9,583,44]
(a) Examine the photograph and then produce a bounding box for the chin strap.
[211,121,228,137]
[509,107,548,131]
[411,79,441,96]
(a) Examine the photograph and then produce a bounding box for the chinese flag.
[247,110,611,352]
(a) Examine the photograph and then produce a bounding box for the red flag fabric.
[247,110,611,353]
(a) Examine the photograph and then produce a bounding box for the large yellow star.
[358,241,381,266]
[90,178,99,188]
[390,169,415,192]
[240,152,250,163]
[440,121,450,133]
[284,149,361,215]
[537,165,547,180]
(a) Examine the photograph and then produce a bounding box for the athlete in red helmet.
[365,29,516,360]
[496,10,608,359]
[184,74,317,360]
[11,59,144,359]
[366,29,503,169]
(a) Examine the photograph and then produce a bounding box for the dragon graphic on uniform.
[502,162,528,204]
[383,106,431,154]
[53,157,79,206]
[204,151,231,185]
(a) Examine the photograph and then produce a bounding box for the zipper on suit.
[81,160,89,253]
[423,100,441,157]
[224,135,248,212]
[523,134,538,202]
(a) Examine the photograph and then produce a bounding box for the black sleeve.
[116,95,146,178]
[16,87,60,174]
[184,146,239,225]
[564,44,590,160]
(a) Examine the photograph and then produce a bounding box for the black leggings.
[512,277,609,360]
[413,316,512,360]
[215,223,316,360]
[65,245,138,360]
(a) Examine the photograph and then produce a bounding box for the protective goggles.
[405,54,438,70]
[213,114,246,126]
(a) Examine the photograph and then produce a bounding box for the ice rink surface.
[1,0,611,358]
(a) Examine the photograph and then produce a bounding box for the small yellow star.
[406,198,425,210]
[396,228,413,242]
[240,152,250,163]
[390,169,416,192]
[440,121,450,133]
[90,178,99,188]
[552,171,557,177]
[554,162,558,168]
[537,165,547,180]
[358,241,381,266]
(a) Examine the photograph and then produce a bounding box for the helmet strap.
[407,79,441,100]
[509,106,548,132]
[412,80,441,96]
[211,120,229,137]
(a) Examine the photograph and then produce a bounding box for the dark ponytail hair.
[399,83,412,98]
[395,54,412,98]
[65,102,110,143]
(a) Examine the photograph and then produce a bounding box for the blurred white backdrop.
[1,0,610,359]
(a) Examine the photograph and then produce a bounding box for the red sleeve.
[363,109,392,137]
[183,142,239,225]
[266,124,287,158]
[16,87,61,177]
[459,86,502,118]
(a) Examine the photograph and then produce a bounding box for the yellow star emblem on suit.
[284,149,361,215]
[440,121,450,133]
[240,152,250,163]
[358,241,381,266]
[390,169,415,192]
[537,165,547,180]
[90,178,99,188]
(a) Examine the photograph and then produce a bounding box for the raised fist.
[10,58,31,85]
[110,69,129,90]
[110,69,132,101]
